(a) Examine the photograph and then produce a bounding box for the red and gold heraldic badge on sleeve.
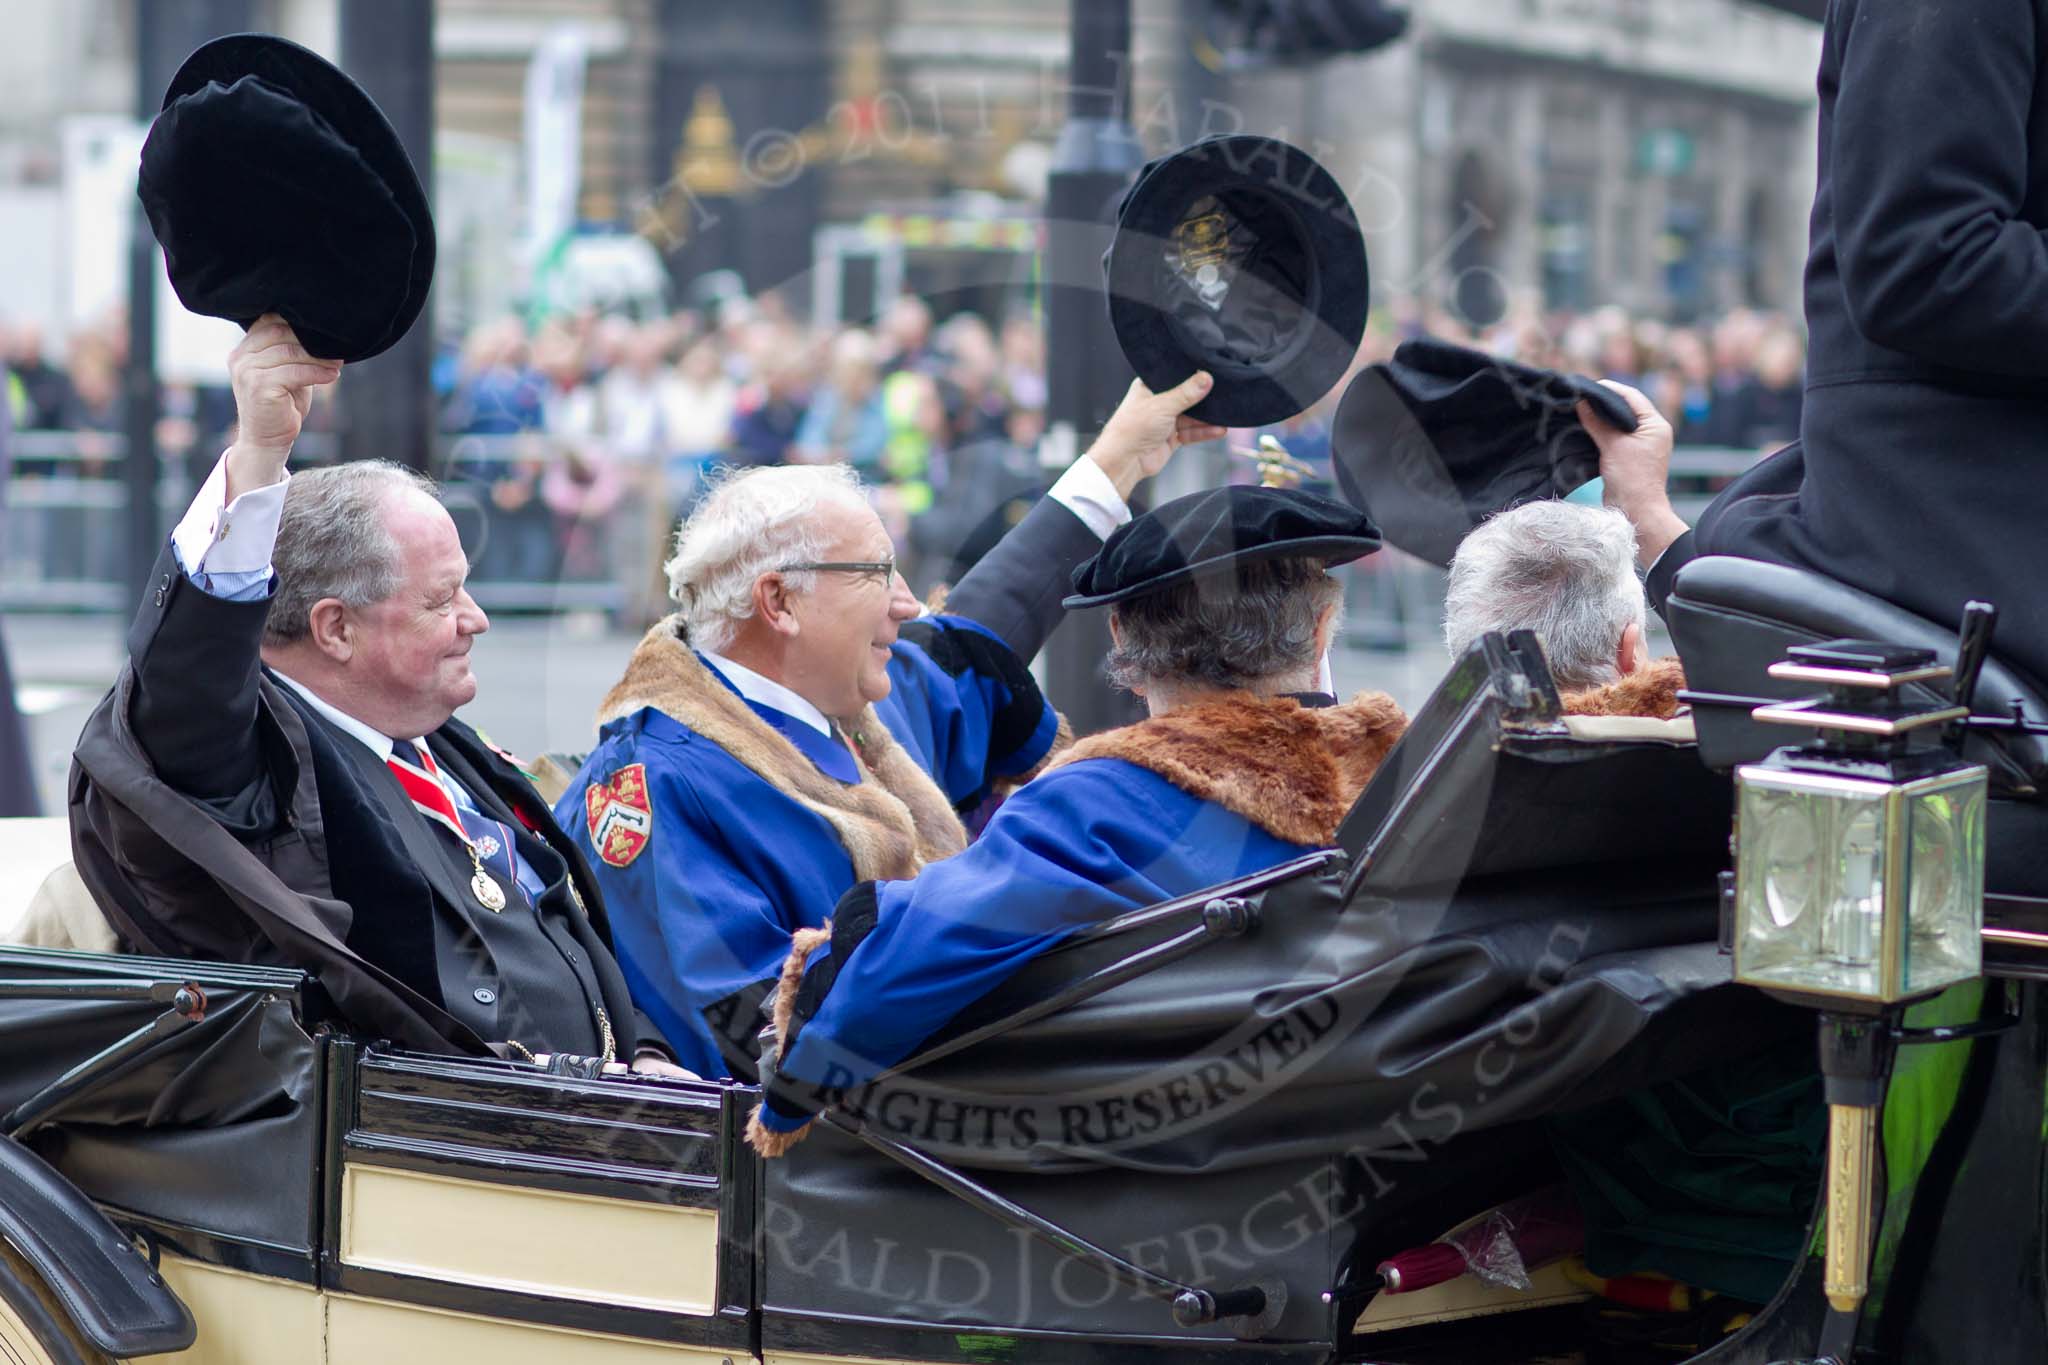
[585,764,654,867]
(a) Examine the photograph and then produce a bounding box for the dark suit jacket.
[68,543,642,1057]
[1654,0,2048,685]
[937,491,1102,664]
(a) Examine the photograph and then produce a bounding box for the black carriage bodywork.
[0,946,764,1359]
[750,631,1803,1365]
[1,574,2046,1361]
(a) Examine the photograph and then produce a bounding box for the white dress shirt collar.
[699,650,834,737]
[272,672,409,761]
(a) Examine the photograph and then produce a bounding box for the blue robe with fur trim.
[555,615,1058,1079]
[752,690,1409,1142]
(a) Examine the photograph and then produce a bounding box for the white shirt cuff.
[1047,456,1130,542]
[171,450,289,578]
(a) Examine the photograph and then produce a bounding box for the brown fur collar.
[1560,655,1689,719]
[597,618,967,880]
[1042,691,1409,847]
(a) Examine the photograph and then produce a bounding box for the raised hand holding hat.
[1579,378,1688,570]
[1084,371,1229,499]
[1329,337,1641,566]
[222,314,343,500]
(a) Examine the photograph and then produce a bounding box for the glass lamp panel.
[1735,772,1891,999]
[1903,773,1987,996]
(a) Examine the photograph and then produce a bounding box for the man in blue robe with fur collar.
[745,485,1409,1153]
[557,375,1228,1079]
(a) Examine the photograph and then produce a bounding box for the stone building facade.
[1280,0,1825,322]
[839,0,1822,323]
[0,0,1822,334]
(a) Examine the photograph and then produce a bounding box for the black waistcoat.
[283,692,608,1057]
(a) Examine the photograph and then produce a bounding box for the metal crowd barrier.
[0,432,633,615]
[0,431,1765,622]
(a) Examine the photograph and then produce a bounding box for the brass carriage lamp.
[1731,636,1989,1320]
[1733,639,1986,1004]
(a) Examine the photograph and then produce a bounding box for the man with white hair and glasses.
[559,371,1227,1079]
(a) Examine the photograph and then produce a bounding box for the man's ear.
[1617,620,1646,676]
[306,598,353,663]
[753,573,801,638]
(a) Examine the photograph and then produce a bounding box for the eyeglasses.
[779,559,897,588]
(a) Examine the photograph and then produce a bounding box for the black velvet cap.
[137,33,434,363]
[1328,337,1639,567]
[1064,485,1382,609]
[1104,136,1369,428]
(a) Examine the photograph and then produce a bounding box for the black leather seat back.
[758,637,1795,1348]
[1666,555,2048,796]
[0,947,322,1274]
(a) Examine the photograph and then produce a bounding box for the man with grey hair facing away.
[70,317,687,1076]
[744,484,1409,1153]
[1443,499,1686,714]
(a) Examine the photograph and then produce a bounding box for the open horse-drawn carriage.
[2,555,2043,1365]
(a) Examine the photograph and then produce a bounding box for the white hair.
[665,464,869,652]
[1443,500,1646,690]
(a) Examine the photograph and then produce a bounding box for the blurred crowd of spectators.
[7,316,142,463]
[2,292,1807,611]
[430,294,1051,618]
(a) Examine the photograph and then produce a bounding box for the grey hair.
[1107,557,1343,693]
[666,463,869,653]
[1443,500,1646,690]
[263,461,439,646]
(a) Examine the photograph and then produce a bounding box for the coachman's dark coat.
[68,544,642,1056]
[1651,0,2048,686]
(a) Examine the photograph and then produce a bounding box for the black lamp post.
[338,0,436,475]
[126,0,253,609]
[1041,0,1143,735]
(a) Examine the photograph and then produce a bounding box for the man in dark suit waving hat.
[67,35,681,1068]
[71,315,689,1069]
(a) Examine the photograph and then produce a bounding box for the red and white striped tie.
[386,741,469,846]
[387,741,509,912]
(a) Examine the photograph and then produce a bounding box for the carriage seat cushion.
[8,864,122,955]
[0,819,121,954]
[1665,555,2048,792]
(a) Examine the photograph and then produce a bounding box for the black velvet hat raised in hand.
[1065,484,1382,609]
[1328,337,1639,567]
[137,33,435,364]
[1104,135,1369,429]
